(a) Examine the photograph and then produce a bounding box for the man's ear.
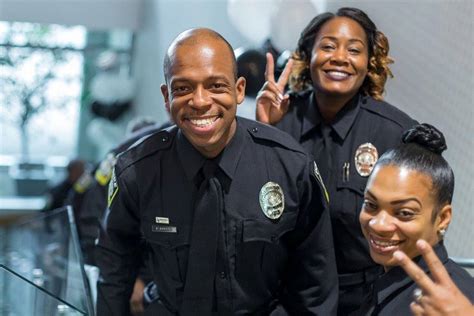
[161,84,170,113]
[235,76,246,105]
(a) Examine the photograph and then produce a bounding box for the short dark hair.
[163,28,238,83]
[290,7,393,100]
[375,123,455,219]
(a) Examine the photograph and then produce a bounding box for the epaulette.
[360,95,416,128]
[240,118,306,154]
[115,126,177,176]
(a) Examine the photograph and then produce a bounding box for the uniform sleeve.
[279,160,338,315]
[96,166,143,316]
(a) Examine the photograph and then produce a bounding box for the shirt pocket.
[334,176,367,224]
[235,212,298,294]
[142,223,190,285]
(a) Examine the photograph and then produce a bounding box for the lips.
[188,116,219,127]
[369,234,403,255]
[323,70,352,81]
[184,114,221,134]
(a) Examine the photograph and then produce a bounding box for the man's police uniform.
[96,117,338,315]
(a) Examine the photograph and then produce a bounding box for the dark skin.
[257,17,370,124]
[161,29,246,158]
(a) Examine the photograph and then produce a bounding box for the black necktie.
[315,125,333,184]
[180,160,222,315]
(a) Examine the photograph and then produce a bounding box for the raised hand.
[393,239,474,316]
[256,53,294,124]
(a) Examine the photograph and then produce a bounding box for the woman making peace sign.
[256,7,417,314]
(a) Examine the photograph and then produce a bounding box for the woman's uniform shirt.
[276,91,416,311]
[96,118,338,315]
[356,242,474,315]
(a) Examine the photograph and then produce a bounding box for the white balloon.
[227,0,275,45]
[270,0,324,52]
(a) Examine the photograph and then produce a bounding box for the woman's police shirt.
[96,117,338,315]
[276,91,417,281]
[356,242,474,315]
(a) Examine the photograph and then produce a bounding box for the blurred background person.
[256,7,417,314]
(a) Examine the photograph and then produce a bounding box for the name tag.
[152,225,177,233]
[155,217,170,224]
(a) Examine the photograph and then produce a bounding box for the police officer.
[256,8,417,315]
[96,28,338,315]
[357,123,474,315]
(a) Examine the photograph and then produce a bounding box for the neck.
[315,92,357,123]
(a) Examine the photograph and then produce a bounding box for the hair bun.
[402,123,447,154]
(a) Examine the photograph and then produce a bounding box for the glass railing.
[0,206,94,315]
[0,264,86,315]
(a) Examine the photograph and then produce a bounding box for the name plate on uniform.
[152,225,177,233]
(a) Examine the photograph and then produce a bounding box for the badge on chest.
[354,143,378,177]
[259,182,285,220]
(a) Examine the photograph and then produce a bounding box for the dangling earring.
[438,228,447,239]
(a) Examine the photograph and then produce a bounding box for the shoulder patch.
[95,153,117,186]
[107,168,119,207]
[313,161,329,203]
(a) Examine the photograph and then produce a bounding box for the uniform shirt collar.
[373,242,449,305]
[176,119,245,183]
[301,92,361,141]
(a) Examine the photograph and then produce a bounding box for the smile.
[187,116,219,127]
[369,235,402,254]
[324,70,351,80]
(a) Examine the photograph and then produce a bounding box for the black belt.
[338,265,382,287]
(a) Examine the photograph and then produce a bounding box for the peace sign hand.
[393,239,474,316]
[256,53,294,125]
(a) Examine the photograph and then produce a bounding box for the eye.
[362,200,378,212]
[320,44,335,51]
[209,82,228,92]
[348,48,361,55]
[172,85,191,96]
[396,209,416,221]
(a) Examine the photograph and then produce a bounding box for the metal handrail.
[451,257,474,269]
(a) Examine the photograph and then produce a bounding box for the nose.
[189,86,212,109]
[330,47,349,64]
[368,211,396,234]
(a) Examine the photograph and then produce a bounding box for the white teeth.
[189,117,217,127]
[327,71,349,78]
[372,239,400,247]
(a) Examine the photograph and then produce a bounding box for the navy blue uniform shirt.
[355,242,474,315]
[276,91,417,276]
[96,117,338,315]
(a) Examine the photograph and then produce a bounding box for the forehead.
[317,17,367,43]
[367,165,433,201]
[168,38,234,81]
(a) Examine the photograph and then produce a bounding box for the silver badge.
[259,182,285,219]
[354,143,378,177]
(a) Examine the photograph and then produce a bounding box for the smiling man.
[96,28,338,315]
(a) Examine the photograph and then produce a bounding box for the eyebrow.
[170,75,230,86]
[319,36,366,46]
[365,190,422,207]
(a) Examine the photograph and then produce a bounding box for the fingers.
[416,239,451,285]
[277,58,294,91]
[410,301,424,316]
[265,53,275,83]
[393,250,435,295]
